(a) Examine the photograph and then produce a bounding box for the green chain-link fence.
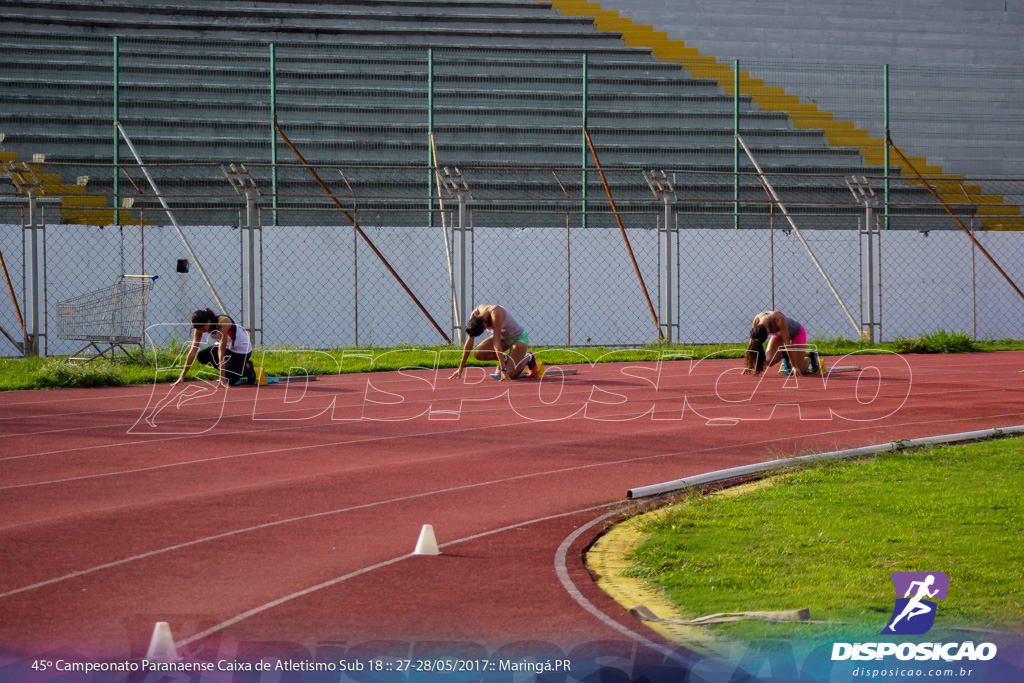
[3,35,1023,354]
[2,163,1022,356]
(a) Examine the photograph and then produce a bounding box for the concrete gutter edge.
[626,424,1024,499]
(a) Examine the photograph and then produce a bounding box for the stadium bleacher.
[0,0,1019,228]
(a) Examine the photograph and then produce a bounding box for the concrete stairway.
[597,0,1024,67]
[0,0,640,50]
[0,152,149,226]
[0,0,990,228]
[543,0,1024,229]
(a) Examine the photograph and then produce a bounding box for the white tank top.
[208,315,252,354]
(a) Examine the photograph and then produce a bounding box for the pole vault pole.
[275,118,451,344]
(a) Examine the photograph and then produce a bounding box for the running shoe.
[527,352,545,378]
[808,350,822,375]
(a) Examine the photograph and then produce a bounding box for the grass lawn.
[0,343,701,391]
[1,331,1019,392]
[624,438,1024,647]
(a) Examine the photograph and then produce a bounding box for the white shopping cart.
[55,274,157,362]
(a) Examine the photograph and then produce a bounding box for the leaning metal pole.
[429,132,460,337]
[116,121,229,314]
[737,133,863,337]
[275,119,451,344]
[584,128,664,342]
[886,131,1024,303]
[0,242,25,349]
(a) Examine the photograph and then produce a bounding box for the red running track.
[0,351,1021,669]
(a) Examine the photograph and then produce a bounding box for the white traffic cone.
[145,621,179,662]
[413,524,441,555]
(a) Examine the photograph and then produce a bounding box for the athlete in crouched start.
[449,304,543,381]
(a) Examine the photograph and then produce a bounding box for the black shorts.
[196,346,253,384]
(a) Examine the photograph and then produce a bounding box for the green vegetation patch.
[0,357,126,390]
[624,438,1024,646]
[1,333,1019,391]
[893,329,980,354]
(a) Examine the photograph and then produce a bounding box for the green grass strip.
[0,330,1019,392]
[624,438,1024,647]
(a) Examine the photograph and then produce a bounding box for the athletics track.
[0,350,1022,679]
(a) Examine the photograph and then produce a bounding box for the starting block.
[255,367,318,385]
[490,368,578,380]
[266,374,318,384]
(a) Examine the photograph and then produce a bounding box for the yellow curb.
[586,480,774,657]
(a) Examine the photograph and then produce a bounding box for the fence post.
[734,59,740,230]
[113,36,120,228]
[243,187,260,346]
[659,193,675,343]
[850,176,880,342]
[24,190,44,357]
[863,200,877,342]
[453,186,471,344]
[269,43,278,226]
[581,53,588,230]
[883,64,890,230]
[428,48,435,229]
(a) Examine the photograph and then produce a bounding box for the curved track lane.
[0,351,1021,671]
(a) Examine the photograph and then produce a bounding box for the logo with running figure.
[883,572,949,635]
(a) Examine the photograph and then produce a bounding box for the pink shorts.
[771,326,807,346]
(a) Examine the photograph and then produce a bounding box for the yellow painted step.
[61,195,105,207]
[46,184,85,195]
[619,27,668,40]
[5,160,150,226]
[556,6,620,20]
[982,215,1024,230]
[622,36,676,49]
[685,63,736,82]
[655,52,716,66]
[977,203,1022,214]
[548,0,609,10]
[36,172,63,186]
[61,208,116,225]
